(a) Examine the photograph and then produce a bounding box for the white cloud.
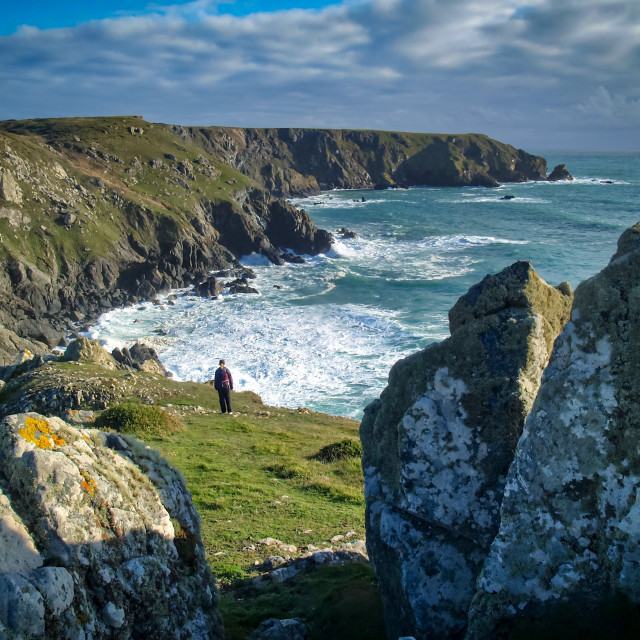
[0,0,638,149]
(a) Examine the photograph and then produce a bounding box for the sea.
[86,151,640,419]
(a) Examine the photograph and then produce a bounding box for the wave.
[419,235,529,250]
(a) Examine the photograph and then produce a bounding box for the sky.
[1,0,638,150]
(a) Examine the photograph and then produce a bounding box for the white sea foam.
[419,235,529,250]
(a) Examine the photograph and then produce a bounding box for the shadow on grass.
[220,562,387,640]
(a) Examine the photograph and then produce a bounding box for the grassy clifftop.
[0,359,385,639]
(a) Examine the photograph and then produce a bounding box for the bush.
[95,403,185,439]
[313,438,363,463]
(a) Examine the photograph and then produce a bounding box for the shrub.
[95,403,185,439]
[313,439,363,463]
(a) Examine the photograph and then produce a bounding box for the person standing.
[214,359,234,414]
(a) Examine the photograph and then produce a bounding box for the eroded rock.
[0,412,222,639]
[467,222,640,637]
[360,261,573,639]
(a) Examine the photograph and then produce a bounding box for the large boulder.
[64,337,118,370]
[467,222,640,637]
[360,261,573,639]
[0,412,222,639]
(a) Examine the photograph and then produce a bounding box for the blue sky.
[1,0,638,150]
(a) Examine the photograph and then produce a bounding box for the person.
[214,359,234,414]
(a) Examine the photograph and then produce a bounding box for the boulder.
[249,618,308,640]
[0,169,23,204]
[0,412,222,639]
[467,221,640,637]
[0,325,49,368]
[547,163,574,181]
[64,337,118,370]
[193,275,225,299]
[360,261,573,640]
[111,342,170,376]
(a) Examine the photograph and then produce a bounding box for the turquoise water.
[88,152,640,418]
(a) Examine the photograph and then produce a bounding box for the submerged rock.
[467,221,640,637]
[0,412,222,639]
[360,261,573,640]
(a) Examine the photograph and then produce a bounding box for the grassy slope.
[0,116,255,268]
[0,362,385,639]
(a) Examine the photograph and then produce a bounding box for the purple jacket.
[214,367,233,390]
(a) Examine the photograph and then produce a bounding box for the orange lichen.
[80,472,98,496]
[18,416,62,450]
[51,433,66,447]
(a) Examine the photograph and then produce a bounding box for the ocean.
[87,151,640,419]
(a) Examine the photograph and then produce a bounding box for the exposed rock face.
[547,163,574,181]
[0,412,222,639]
[360,261,573,640]
[466,222,640,637]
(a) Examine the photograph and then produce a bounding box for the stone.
[0,206,29,229]
[361,261,573,640]
[0,412,223,639]
[0,169,23,204]
[467,221,640,638]
[547,163,574,181]
[64,337,118,370]
[249,618,308,640]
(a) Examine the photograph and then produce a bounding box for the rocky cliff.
[360,261,573,639]
[0,116,332,361]
[0,116,568,365]
[0,411,222,639]
[170,126,553,196]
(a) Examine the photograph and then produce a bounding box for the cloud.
[0,0,638,149]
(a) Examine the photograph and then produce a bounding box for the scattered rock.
[249,618,308,640]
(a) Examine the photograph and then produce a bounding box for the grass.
[0,362,385,639]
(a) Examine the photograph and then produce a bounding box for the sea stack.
[360,261,573,639]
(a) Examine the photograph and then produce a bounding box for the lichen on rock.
[466,222,640,638]
[360,260,573,639]
[0,412,222,639]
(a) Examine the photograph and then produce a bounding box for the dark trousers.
[218,388,232,413]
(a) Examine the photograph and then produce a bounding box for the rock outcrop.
[466,221,640,637]
[0,412,222,639]
[547,163,574,181]
[360,261,573,639]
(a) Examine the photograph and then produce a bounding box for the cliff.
[169,126,551,196]
[0,116,332,360]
